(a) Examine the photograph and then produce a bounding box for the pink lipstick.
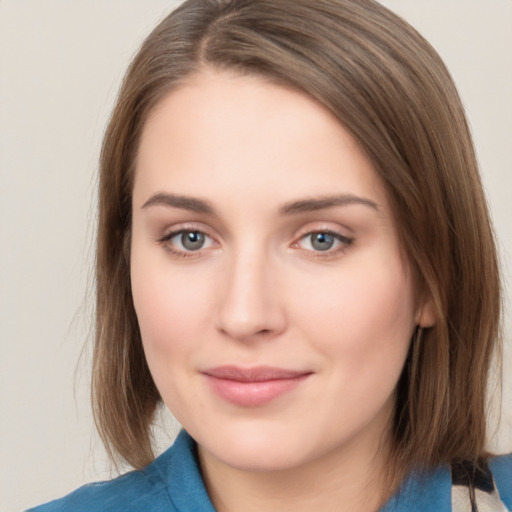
[202,366,312,407]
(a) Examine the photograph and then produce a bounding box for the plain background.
[1,1,511,511]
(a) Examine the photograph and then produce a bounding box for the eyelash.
[157,228,354,259]
[292,230,354,259]
[158,228,216,259]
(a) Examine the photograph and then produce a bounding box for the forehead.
[133,70,387,212]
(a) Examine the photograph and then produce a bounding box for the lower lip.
[204,375,310,407]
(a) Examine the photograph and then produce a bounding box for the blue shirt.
[27,430,512,511]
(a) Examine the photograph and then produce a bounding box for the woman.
[29,0,511,510]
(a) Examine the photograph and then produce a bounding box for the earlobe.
[416,296,437,328]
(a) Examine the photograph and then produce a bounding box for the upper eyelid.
[293,224,353,240]
[159,223,215,239]
[294,230,353,245]
[171,230,215,244]
[298,228,351,237]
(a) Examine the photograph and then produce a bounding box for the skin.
[130,69,434,512]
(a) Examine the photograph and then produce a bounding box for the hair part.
[93,0,502,495]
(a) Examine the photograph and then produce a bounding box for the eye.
[309,232,336,251]
[295,231,353,253]
[160,229,216,254]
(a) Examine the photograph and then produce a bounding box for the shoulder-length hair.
[93,0,501,486]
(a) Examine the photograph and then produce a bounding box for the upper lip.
[202,365,312,382]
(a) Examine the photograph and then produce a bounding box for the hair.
[92,0,501,494]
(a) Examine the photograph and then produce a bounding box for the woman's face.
[131,70,423,473]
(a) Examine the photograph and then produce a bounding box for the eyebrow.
[279,194,379,215]
[142,192,215,214]
[141,192,379,215]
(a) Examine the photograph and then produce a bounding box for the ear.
[416,295,437,328]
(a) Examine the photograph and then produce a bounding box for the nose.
[215,247,287,342]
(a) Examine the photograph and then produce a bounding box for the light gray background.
[1,1,511,511]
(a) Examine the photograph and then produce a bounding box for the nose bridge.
[216,240,285,341]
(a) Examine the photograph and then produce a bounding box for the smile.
[202,366,313,407]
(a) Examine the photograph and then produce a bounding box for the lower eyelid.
[160,227,223,259]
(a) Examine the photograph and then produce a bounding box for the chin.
[193,420,324,473]
[212,441,307,473]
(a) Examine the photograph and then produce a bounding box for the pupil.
[182,232,204,251]
[311,233,334,251]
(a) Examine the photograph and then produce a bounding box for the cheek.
[289,253,415,378]
[132,273,182,350]
[130,247,211,363]
[130,257,211,415]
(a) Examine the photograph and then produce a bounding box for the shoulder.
[26,455,173,512]
[26,430,215,512]
[380,454,512,512]
[380,465,453,511]
[26,471,170,512]
[489,452,512,509]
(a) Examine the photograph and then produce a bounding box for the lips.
[202,365,312,406]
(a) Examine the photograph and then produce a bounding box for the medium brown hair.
[93,0,501,488]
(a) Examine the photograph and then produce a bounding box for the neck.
[198,427,392,512]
